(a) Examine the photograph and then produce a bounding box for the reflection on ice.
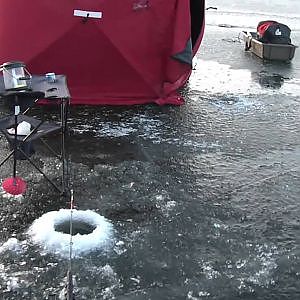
[27,209,113,257]
[190,58,300,97]
[252,71,285,89]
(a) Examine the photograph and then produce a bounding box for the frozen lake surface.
[0,2,300,299]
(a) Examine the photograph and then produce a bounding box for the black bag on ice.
[257,20,291,44]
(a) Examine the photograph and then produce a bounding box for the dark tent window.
[190,0,205,48]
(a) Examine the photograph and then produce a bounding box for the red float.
[2,177,27,195]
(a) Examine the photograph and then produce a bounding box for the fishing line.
[60,102,76,299]
[231,168,299,194]
[60,189,76,300]
[67,189,75,300]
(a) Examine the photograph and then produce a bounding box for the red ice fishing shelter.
[0,1,205,105]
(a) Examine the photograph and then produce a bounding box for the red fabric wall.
[0,1,205,105]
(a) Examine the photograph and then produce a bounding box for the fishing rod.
[59,109,76,299]
[59,189,76,300]
[67,189,75,300]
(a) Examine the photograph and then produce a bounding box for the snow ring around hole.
[27,209,113,257]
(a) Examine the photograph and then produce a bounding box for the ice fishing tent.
[0,1,205,105]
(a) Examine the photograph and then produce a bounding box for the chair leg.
[0,150,14,168]
[18,147,64,194]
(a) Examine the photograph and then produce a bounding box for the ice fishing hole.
[28,209,114,257]
[54,219,96,235]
